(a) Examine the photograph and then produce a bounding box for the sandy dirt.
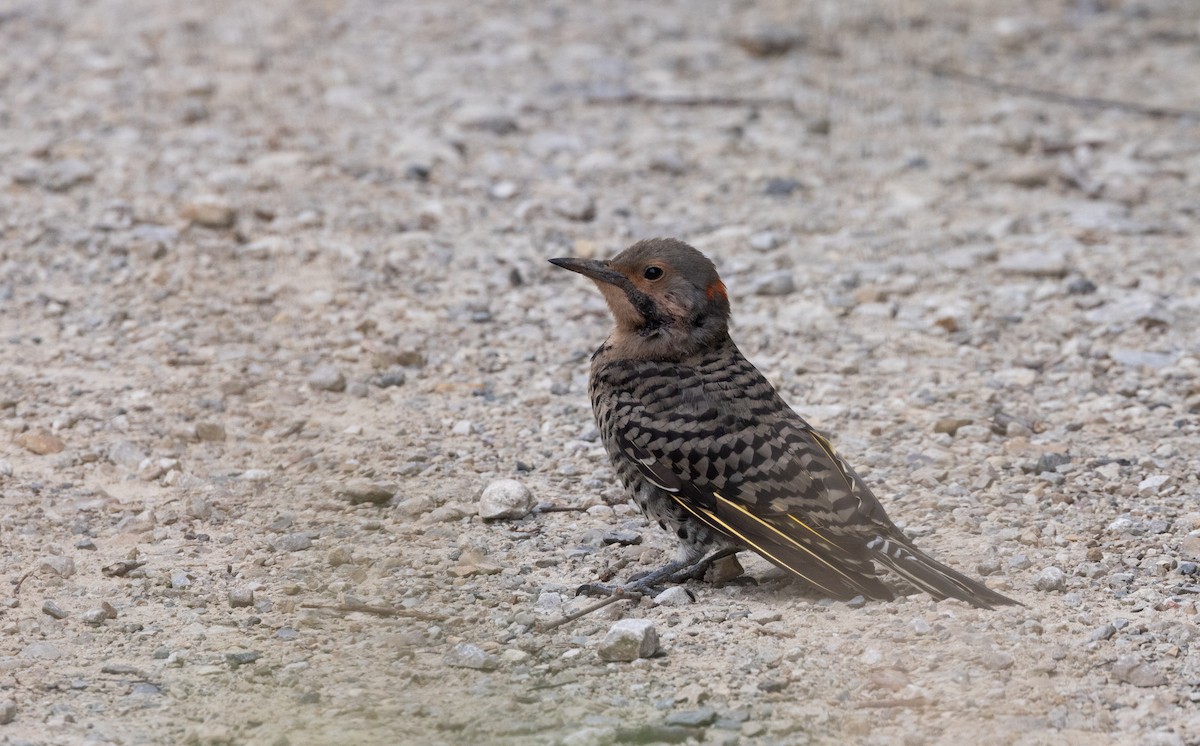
[1,1,1199,744]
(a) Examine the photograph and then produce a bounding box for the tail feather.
[868,535,1020,609]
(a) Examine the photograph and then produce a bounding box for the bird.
[549,238,1018,609]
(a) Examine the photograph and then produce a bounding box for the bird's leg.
[577,548,741,598]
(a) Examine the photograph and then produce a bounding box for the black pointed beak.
[548,257,627,287]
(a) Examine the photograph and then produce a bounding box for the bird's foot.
[576,549,741,598]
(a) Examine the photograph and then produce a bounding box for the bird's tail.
[867,534,1020,609]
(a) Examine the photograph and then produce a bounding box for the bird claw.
[577,549,742,598]
[575,579,666,599]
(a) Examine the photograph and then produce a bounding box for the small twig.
[587,91,795,110]
[597,557,634,583]
[13,569,34,596]
[926,64,1200,120]
[299,602,445,621]
[536,504,590,513]
[539,591,639,632]
[852,696,928,709]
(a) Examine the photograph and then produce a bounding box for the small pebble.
[181,195,236,228]
[225,651,262,668]
[328,547,353,567]
[376,368,407,388]
[1034,567,1067,592]
[20,641,62,659]
[41,600,68,619]
[39,556,76,578]
[735,29,805,57]
[997,248,1068,278]
[445,642,498,670]
[194,422,226,442]
[307,365,346,392]
[664,707,717,728]
[478,479,535,520]
[272,534,313,553]
[228,588,255,608]
[598,619,659,662]
[748,610,782,625]
[749,231,780,251]
[751,271,796,297]
[42,158,94,192]
[653,587,694,607]
[16,429,65,455]
[1112,654,1167,687]
[1137,475,1171,495]
[0,699,14,725]
[1087,624,1116,642]
[338,478,396,505]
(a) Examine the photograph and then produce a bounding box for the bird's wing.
[615,395,1017,608]
[613,398,896,600]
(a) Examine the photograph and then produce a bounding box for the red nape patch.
[706,280,727,300]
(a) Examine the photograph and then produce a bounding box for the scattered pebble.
[42,158,94,192]
[749,231,780,252]
[272,534,313,553]
[598,619,659,662]
[41,600,68,619]
[653,587,694,606]
[478,479,535,520]
[338,478,396,505]
[601,529,642,546]
[0,699,14,725]
[1034,567,1067,592]
[1112,655,1167,687]
[81,604,118,625]
[225,651,262,668]
[997,248,1069,278]
[734,29,805,57]
[664,707,717,728]
[445,642,498,670]
[308,365,346,392]
[933,418,972,435]
[454,105,518,135]
[751,271,796,296]
[39,556,76,578]
[194,422,226,442]
[181,195,237,229]
[228,588,255,608]
[20,641,62,659]
[552,192,596,222]
[1137,475,1171,495]
[16,429,65,455]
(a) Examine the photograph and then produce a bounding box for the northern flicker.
[550,238,1017,608]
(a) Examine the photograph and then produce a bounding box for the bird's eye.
[643,266,664,280]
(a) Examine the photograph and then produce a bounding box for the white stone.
[598,619,659,661]
[1034,566,1066,592]
[1137,475,1171,495]
[478,479,535,520]
[652,587,694,606]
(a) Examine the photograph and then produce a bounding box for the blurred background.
[2,1,1199,744]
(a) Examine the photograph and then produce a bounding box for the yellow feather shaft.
[710,493,868,588]
[666,494,840,596]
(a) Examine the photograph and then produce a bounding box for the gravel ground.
[2,1,1200,744]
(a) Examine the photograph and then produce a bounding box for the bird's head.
[550,238,731,358]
